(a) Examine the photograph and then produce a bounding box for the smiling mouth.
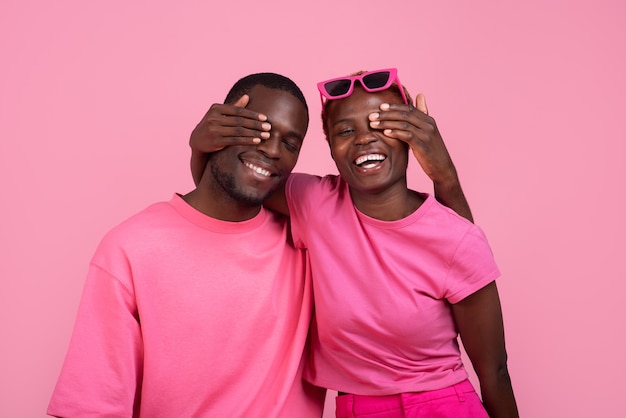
[354,153,386,169]
[244,161,275,177]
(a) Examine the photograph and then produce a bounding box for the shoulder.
[421,196,474,232]
[105,201,172,237]
[287,173,343,199]
[94,200,175,259]
[288,172,336,187]
[416,196,495,255]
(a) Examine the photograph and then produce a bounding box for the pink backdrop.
[2,1,625,416]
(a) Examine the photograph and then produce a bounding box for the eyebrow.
[330,117,354,126]
[287,130,305,141]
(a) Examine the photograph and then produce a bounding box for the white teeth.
[244,162,272,177]
[355,154,386,166]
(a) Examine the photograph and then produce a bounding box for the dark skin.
[325,88,421,220]
[367,93,473,222]
[325,87,518,418]
[184,85,307,221]
[190,92,473,222]
[189,85,517,417]
[451,282,518,417]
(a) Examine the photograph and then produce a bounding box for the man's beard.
[210,162,271,207]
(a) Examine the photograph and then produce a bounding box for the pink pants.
[335,380,488,418]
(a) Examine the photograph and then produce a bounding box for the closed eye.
[282,138,301,153]
[336,127,355,137]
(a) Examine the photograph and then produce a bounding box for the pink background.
[2,1,625,416]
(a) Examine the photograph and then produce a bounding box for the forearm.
[433,174,473,223]
[479,367,519,418]
[191,149,208,186]
[452,283,516,416]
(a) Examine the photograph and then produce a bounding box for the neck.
[350,186,424,221]
[182,187,262,222]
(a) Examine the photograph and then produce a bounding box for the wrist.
[432,168,461,193]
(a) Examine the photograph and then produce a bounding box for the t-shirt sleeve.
[48,242,143,417]
[444,225,501,304]
[285,173,323,249]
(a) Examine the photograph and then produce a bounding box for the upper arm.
[451,281,507,378]
[452,281,519,416]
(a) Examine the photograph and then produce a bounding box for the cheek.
[328,141,347,164]
[389,140,410,157]
[397,148,410,170]
[283,151,300,170]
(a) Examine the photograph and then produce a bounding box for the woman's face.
[325,86,409,197]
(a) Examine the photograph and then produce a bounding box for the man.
[48,73,326,417]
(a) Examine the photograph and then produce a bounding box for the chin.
[227,187,268,206]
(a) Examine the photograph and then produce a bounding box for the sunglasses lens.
[362,71,391,89]
[324,79,352,97]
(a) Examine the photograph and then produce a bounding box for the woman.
[191,68,518,417]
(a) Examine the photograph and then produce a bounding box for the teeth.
[244,162,272,177]
[355,154,386,166]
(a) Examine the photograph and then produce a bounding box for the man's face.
[326,87,409,196]
[208,85,308,207]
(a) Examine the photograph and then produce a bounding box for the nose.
[256,133,281,159]
[354,128,378,146]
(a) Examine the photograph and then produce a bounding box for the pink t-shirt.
[286,174,500,396]
[48,194,325,417]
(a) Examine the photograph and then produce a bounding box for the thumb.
[415,93,428,115]
[233,94,250,108]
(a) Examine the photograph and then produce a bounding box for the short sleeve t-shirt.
[286,174,500,395]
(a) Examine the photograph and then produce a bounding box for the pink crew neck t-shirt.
[286,174,500,396]
[48,194,324,417]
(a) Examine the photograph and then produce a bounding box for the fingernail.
[368,112,380,121]
[370,121,380,127]
[384,129,392,135]
[259,114,268,121]
[260,131,270,139]
[380,103,390,110]
[252,138,261,144]
[261,122,271,131]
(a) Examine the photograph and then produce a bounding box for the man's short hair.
[224,73,309,120]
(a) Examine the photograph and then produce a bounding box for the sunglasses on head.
[317,68,408,106]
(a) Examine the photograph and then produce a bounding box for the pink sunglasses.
[317,68,408,106]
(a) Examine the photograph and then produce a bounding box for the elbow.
[476,356,512,386]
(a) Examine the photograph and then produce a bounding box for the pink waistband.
[336,380,477,415]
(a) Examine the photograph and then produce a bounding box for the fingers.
[207,97,271,143]
[367,99,459,185]
[190,97,273,153]
[369,102,435,143]
[415,93,428,115]
[214,96,266,124]
[233,94,250,108]
[230,94,267,122]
